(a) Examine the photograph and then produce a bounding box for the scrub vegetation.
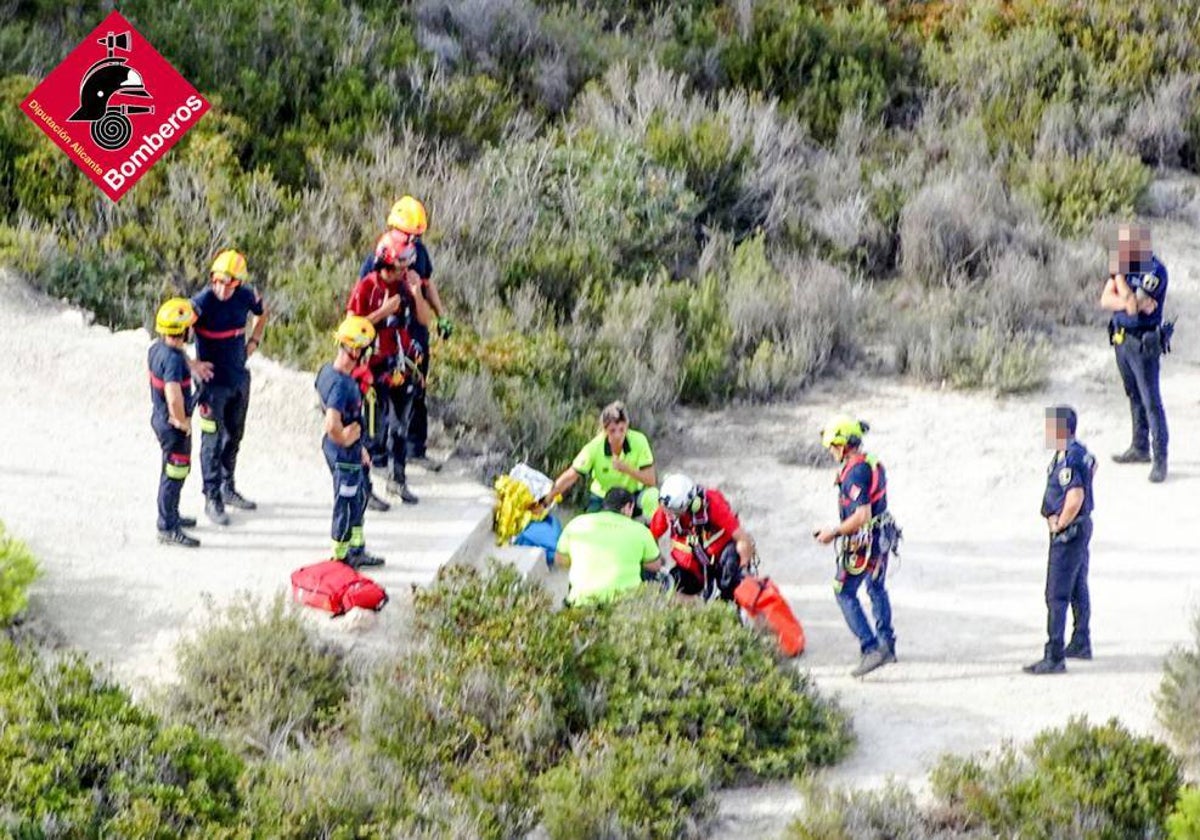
[3,0,1200,471]
[0,552,851,837]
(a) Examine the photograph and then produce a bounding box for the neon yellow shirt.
[557,511,659,605]
[571,429,654,499]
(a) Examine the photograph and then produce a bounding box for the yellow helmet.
[386,195,428,235]
[821,415,866,448]
[210,249,249,282]
[334,314,376,351]
[155,297,197,336]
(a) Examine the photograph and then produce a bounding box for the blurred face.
[1116,225,1152,273]
[605,420,628,451]
[211,273,239,301]
[1044,412,1070,449]
[828,443,846,463]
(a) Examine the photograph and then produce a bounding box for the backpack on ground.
[733,575,805,657]
[291,560,388,617]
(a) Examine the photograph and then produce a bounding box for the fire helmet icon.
[67,30,155,151]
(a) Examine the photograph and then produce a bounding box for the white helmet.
[660,473,700,514]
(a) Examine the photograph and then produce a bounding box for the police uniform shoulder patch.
[1142,274,1161,293]
[1058,467,1072,486]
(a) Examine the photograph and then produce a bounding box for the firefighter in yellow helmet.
[149,298,201,547]
[813,414,900,677]
[193,249,268,526]
[361,195,451,468]
[314,315,384,567]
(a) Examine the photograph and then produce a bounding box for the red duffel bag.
[733,575,805,657]
[291,560,388,617]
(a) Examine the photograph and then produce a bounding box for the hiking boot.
[1064,641,1093,660]
[387,479,419,505]
[1150,461,1168,483]
[366,490,391,512]
[347,550,385,569]
[410,455,443,473]
[1023,657,1066,675]
[1112,447,1151,464]
[205,497,230,526]
[221,485,257,511]
[851,647,890,678]
[158,528,200,548]
[178,515,197,528]
[880,644,898,664]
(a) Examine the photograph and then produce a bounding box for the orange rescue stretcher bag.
[291,560,388,617]
[733,575,805,657]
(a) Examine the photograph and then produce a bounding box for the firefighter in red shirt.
[346,229,432,506]
[650,473,756,600]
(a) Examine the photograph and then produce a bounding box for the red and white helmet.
[373,229,416,270]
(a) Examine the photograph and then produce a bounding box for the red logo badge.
[19,10,209,201]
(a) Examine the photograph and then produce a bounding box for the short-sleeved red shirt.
[346,271,404,366]
[650,488,741,572]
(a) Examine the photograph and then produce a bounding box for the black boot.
[158,528,200,548]
[1112,446,1151,464]
[221,483,257,510]
[387,478,419,505]
[1063,640,1092,660]
[366,490,391,512]
[205,497,230,526]
[1023,657,1066,674]
[1150,460,1168,483]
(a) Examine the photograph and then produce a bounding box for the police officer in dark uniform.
[1101,224,1170,482]
[1025,406,1096,675]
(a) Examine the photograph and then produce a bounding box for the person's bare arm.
[324,407,361,447]
[612,455,656,487]
[543,467,581,505]
[1100,275,1134,313]
[246,305,269,357]
[408,273,434,327]
[1054,488,1085,533]
[815,504,871,544]
[732,527,756,567]
[366,293,401,326]
[425,276,446,319]
[164,382,190,433]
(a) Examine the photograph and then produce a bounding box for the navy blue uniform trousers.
[1044,517,1092,661]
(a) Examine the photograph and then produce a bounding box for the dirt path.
[682,218,1200,835]
[0,275,492,692]
[2,218,1198,838]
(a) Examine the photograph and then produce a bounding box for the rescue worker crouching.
[541,401,659,521]
[651,473,755,601]
[1025,406,1096,675]
[555,488,663,606]
[193,249,268,526]
[315,315,385,569]
[1101,223,1171,482]
[149,298,202,548]
[814,415,899,678]
[347,229,433,507]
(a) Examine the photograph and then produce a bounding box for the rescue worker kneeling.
[554,488,663,606]
[651,473,755,601]
[814,415,900,678]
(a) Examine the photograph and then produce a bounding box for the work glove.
[437,315,454,340]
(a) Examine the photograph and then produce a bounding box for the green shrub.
[0,639,244,837]
[537,731,716,840]
[1168,788,1200,840]
[0,522,38,626]
[785,780,939,840]
[930,716,1181,840]
[1023,149,1151,237]
[167,595,349,758]
[1157,612,1200,770]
